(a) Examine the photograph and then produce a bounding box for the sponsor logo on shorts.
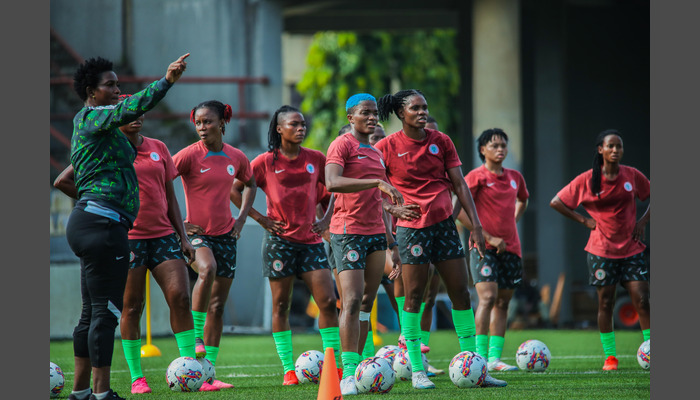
[624,182,633,192]
[595,269,606,280]
[272,260,284,271]
[150,152,160,161]
[410,244,423,257]
[306,164,315,174]
[429,144,439,155]
[510,179,517,189]
[227,165,235,176]
[480,265,492,277]
[191,238,203,245]
[129,252,135,262]
[346,250,360,262]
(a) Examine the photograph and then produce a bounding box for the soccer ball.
[392,349,429,381]
[448,351,487,388]
[295,350,324,384]
[166,356,204,392]
[375,345,401,365]
[637,340,650,370]
[355,356,396,393]
[198,357,216,384]
[50,362,65,398]
[516,339,551,372]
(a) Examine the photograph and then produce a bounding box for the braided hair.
[73,57,113,102]
[377,89,425,122]
[266,105,301,165]
[189,100,233,133]
[591,129,621,197]
[476,128,508,162]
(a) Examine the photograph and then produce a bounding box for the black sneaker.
[88,389,125,400]
[68,390,92,400]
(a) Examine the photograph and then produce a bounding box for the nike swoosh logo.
[116,256,125,260]
[318,257,327,262]
[200,168,211,173]
[275,169,285,174]
[640,270,648,275]
[487,182,495,187]
[167,247,178,253]
[358,155,368,159]
[513,278,522,284]
[398,152,409,157]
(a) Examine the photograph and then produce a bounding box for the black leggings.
[66,208,130,367]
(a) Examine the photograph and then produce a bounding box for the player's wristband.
[388,241,398,250]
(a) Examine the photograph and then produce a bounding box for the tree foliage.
[296,30,461,152]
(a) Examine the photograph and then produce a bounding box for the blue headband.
[345,93,376,112]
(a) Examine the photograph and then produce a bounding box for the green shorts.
[396,218,465,265]
[189,230,237,279]
[330,233,386,273]
[128,233,184,270]
[587,251,649,286]
[262,234,330,278]
[469,248,523,289]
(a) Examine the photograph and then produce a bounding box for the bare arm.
[53,165,78,199]
[633,203,650,242]
[325,163,404,206]
[312,193,335,234]
[550,195,596,230]
[382,207,401,280]
[446,166,485,257]
[454,194,505,253]
[230,178,285,235]
[230,176,257,238]
[515,198,528,223]
[165,180,195,262]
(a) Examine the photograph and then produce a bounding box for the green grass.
[50,329,650,399]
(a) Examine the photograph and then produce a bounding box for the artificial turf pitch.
[50,329,650,399]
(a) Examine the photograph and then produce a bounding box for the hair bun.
[223,104,233,123]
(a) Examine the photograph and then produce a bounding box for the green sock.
[476,334,489,358]
[600,331,616,357]
[396,296,405,327]
[192,310,207,340]
[401,309,424,372]
[421,330,431,347]
[363,330,375,359]
[121,339,143,383]
[642,329,650,342]
[205,346,219,366]
[174,329,196,358]
[319,327,342,368]
[452,308,476,352]
[341,352,360,379]
[272,330,295,373]
[488,335,506,363]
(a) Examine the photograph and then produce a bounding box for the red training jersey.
[465,165,529,257]
[375,129,461,229]
[173,141,252,236]
[556,165,650,258]
[326,133,387,235]
[251,147,327,244]
[129,137,179,239]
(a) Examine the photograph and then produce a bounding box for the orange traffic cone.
[317,347,343,400]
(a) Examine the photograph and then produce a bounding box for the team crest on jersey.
[595,269,606,280]
[480,265,492,277]
[346,250,360,262]
[272,260,284,271]
[129,252,135,262]
[410,244,423,257]
[510,179,517,189]
[306,164,315,174]
[191,238,203,245]
[429,144,439,155]
[150,152,160,162]
[624,182,633,192]
[227,165,235,176]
